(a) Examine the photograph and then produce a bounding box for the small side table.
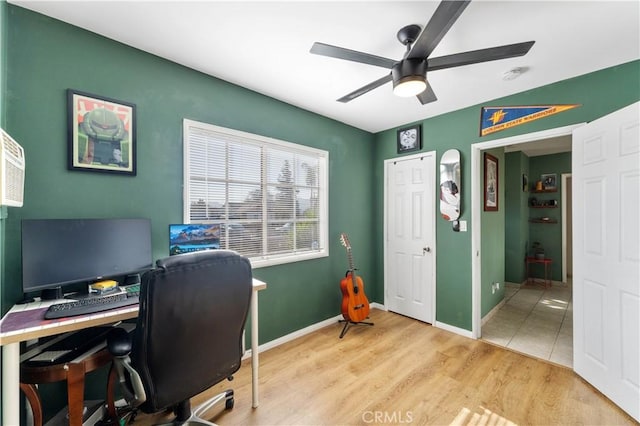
[20,346,113,426]
[525,256,553,288]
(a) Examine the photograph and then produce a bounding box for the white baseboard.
[481,298,506,326]
[243,303,386,360]
[370,302,385,311]
[434,321,473,339]
[370,303,474,339]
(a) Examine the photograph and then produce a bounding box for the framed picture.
[484,153,498,211]
[540,173,557,191]
[67,89,136,175]
[397,124,422,154]
[522,174,528,192]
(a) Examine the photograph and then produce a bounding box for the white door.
[384,152,436,323]
[573,102,639,422]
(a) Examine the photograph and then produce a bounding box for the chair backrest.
[131,250,252,412]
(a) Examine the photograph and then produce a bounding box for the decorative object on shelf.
[535,180,543,191]
[532,241,545,259]
[439,149,461,223]
[396,124,421,154]
[483,153,498,211]
[529,198,558,208]
[540,173,557,191]
[522,174,528,192]
[67,89,136,176]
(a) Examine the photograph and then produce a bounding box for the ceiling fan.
[310,0,535,104]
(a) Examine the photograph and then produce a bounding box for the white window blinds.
[183,119,328,267]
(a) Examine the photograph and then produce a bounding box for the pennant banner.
[480,104,580,136]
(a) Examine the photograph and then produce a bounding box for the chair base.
[151,389,235,426]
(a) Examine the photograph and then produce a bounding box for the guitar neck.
[346,248,356,275]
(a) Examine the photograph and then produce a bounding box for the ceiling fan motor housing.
[392,58,428,90]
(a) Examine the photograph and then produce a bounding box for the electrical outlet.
[491,283,496,294]
[496,282,500,290]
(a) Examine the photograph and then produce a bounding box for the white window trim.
[183,119,329,268]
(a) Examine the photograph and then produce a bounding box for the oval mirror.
[440,149,461,221]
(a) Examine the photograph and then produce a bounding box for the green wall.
[505,151,530,284]
[4,3,638,339]
[374,60,640,331]
[481,148,505,317]
[1,0,7,313]
[528,152,572,281]
[1,5,378,344]
[1,3,639,421]
[504,151,571,284]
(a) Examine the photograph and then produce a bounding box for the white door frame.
[383,150,437,321]
[561,173,572,283]
[471,123,585,338]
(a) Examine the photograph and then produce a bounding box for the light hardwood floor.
[134,309,635,425]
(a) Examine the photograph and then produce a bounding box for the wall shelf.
[529,218,558,224]
[530,205,558,209]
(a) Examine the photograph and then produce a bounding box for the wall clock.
[397,125,422,154]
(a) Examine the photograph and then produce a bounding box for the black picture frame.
[67,89,136,175]
[540,173,557,191]
[484,153,498,211]
[397,125,422,154]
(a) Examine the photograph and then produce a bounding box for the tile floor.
[481,281,573,368]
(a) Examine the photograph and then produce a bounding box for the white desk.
[0,278,266,426]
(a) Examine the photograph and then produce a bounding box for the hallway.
[481,282,573,368]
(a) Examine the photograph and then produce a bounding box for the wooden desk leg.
[66,363,86,426]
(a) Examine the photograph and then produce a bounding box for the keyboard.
[44,292,139,320]
[26,326,115,365]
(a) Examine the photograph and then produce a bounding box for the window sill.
[250,250,328,269]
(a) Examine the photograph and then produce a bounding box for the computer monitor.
[169,223,220,255]
[21,218,153,298]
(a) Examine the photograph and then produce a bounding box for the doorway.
[470,124,584,340]
[481,139,574,366]
[383,151,436,324]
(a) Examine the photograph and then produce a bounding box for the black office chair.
[105,250,253,425]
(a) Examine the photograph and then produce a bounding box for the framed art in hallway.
[484,153,498,211]
[67,89,137,175]
[540,173,557,191]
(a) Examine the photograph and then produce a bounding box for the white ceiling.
[504,135,572,157]
[8,1,640,134]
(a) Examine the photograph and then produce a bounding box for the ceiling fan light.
[392,58,428,97]
[393,78,427,97]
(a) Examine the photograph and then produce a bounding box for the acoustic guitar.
[339,233,370,323]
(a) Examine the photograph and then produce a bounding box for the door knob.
[423,247,431,254]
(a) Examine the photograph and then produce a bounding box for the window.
[183,119,328,267]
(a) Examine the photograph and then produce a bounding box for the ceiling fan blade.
[417,83,438,105]
[337,74,393,103]
[407,0,470,60]
[310,42,396,69]
[426,41,535,71]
